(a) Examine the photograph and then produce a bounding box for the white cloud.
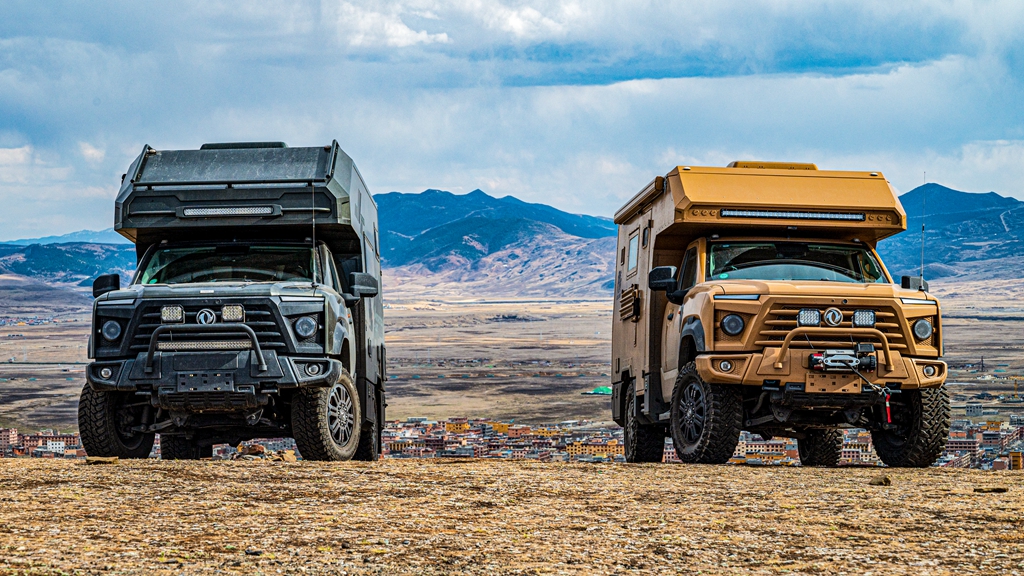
[2,0,1024,239]
[327,1,450,47]
[0,146,32,166]
[78,142,105,163]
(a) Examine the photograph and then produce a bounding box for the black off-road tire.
[798,428,844,467]
[159,436,212,460]
[78,384,154,459]
[353,386,383,461]
[623,381,666,463]
[872,385,950,468]
[292,370,362,462]
[670,362,742,464]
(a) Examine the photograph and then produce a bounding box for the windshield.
[707,241,887,284]
[136,245,314,285]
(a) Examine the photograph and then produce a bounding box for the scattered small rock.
[973,487,1008,494]
[85,456,119,465]
[341,541,352,549]
[244,549,263,556]
[869,475,892,486]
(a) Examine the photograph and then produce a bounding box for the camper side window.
[627,232,639,273]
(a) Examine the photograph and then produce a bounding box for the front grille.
[756,304,907,351]
[130,301,286,353]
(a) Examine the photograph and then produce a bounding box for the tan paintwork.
[611,163,945,410]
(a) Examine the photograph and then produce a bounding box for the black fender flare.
[680,316,707,362]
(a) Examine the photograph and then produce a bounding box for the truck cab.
[611,162,949,467]
[80,141,386,461]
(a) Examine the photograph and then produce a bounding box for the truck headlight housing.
[161,305,184,323]
[720,314,745,337]
[852,309,876,328]
[294,316,318,339]
[101,320,122,342]
[221,305,245,323]
[913,318,933,341]
[798,308,821,326]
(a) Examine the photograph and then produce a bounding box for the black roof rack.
[200,142,288,150]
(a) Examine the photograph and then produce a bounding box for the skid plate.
[806,372,861,394]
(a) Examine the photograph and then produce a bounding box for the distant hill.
[374,189,616,296]
[3,185,1021,300]
[2,228,130,246]
[0,243,136,287]
[375,189,615,269]
[878,184,1024,279]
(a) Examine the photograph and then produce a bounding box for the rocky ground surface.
[0,460,1022,575]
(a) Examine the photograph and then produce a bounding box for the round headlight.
[913,318,933,341]
[99,367,113,379]
[922,365,937,378]
[294,316,318,339]
[101,320,122,342]
[721,314,745,337]
[719,360,734,372]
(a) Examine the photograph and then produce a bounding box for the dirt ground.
[0,459,1021,575]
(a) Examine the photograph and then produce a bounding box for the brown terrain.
[0,459,1022,575]
[1,277,1024,430]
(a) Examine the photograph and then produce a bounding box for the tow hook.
[884,390,892,424]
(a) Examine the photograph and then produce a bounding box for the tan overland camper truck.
[611,162,949,468]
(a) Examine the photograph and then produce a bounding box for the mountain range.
[0,183,1021,301]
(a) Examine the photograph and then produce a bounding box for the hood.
[96,281,324,302]
[711,280,935,301]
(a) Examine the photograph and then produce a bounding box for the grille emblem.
[196,308,217,325]
[823,307,843,327]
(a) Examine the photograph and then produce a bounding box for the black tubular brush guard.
[143,324,269,374]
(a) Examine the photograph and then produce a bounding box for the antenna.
[311,182,318,289]
[920,172,926,279]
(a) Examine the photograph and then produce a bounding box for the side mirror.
[93,273,120,298]
[648,266,677,292]
[901,275,929,292]
[348,272,379,298]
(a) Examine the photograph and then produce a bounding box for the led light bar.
[157,340,252,351]
[181,206,274,217]
[720,209,865,221]
[221,305,245,323]
[713,294,760,300]
[900,298,936,306]
[161,305,184,323]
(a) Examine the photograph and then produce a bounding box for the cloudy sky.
[1,1,1023,240]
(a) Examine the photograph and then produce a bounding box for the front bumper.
[696,348,946,389]
[88,351,342,401]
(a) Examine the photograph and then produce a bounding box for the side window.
[327,252,342,293]
[680,247,698,291]
[319,247,334,289]
[627,232,640,273]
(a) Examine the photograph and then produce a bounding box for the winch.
[810,343,877,373]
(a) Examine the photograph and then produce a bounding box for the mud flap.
[611,381,624,425]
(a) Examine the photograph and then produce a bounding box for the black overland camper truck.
[80,141,386,461]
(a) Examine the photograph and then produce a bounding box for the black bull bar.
[144,323,269,374]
